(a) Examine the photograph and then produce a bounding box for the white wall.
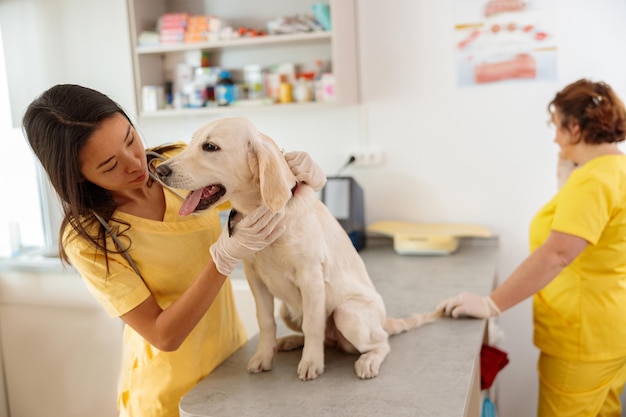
[0,0,136,127]
[2,0,626,416]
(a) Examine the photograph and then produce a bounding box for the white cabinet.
[0,267,265,417]
[0,270,123,417]
[126,0,359,119]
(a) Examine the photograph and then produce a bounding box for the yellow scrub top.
[63,144,246,417]
[530,155,626,361]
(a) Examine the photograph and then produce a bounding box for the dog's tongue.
[179,190,202,216]
[179,186,219,216]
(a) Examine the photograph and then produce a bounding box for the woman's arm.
[439,230,588,318]
[121,205,286,351]
[121,261,226,351]
[490,230,588,312]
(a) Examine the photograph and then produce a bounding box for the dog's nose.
[155,164,172,179]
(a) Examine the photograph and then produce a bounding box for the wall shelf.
[139,100,332,119]
[136,31,333,55]
[126,0,359,119]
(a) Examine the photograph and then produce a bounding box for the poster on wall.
[455,0,557,87]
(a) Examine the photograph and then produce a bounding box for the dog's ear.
[252,133,296,212]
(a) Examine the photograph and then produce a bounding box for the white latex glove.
[210,205,286,276]
[437,292,502,319]
[285,151,327,192]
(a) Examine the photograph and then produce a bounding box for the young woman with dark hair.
[22,83,326,417]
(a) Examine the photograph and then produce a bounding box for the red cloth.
[480,344,509,390]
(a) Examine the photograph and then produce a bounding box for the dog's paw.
[247,352,274,374]
[297,358,325,381]
[354,352,383,379]
[276,334,305,351]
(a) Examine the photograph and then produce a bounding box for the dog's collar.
[228,182,299,237]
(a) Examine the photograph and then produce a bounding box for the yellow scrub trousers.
[538,352,626,417]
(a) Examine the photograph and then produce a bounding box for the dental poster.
[454,0,557,87]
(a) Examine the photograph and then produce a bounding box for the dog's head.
[156,117,297,216]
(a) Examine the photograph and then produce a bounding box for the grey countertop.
[179,236,499,417]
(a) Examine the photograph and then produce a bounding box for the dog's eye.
[202,142,219,152]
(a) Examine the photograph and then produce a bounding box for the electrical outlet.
[351,149,385,167]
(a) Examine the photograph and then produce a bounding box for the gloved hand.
[437,292,502,319]
[210,205,286,276]
[285,151,327,192]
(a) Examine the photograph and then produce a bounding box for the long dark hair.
[22,84,136,266]
[549,79,626,144]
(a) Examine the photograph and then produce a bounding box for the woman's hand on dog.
[285,151,327,192]
[210,206,286,276]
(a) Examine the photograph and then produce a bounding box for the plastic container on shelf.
[319,73,336,102]
[293,72,315,103]
[141,85,165,111]
[244,64,264,100]
[194,67,221,106]
[184,82,204,108]
[265,73,281,102]
[278,74,293,103]
[215,70,235,106]
[312,2,332,30]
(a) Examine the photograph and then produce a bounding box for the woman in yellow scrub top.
[439,79,626,417]
[21,84,326,417]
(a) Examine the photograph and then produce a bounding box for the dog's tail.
[384,308,443,336]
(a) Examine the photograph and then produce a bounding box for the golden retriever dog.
[156,117,440,380]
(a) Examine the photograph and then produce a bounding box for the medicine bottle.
[278,75,293,103]
[216,70,235,106]
[293,73,314,103]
